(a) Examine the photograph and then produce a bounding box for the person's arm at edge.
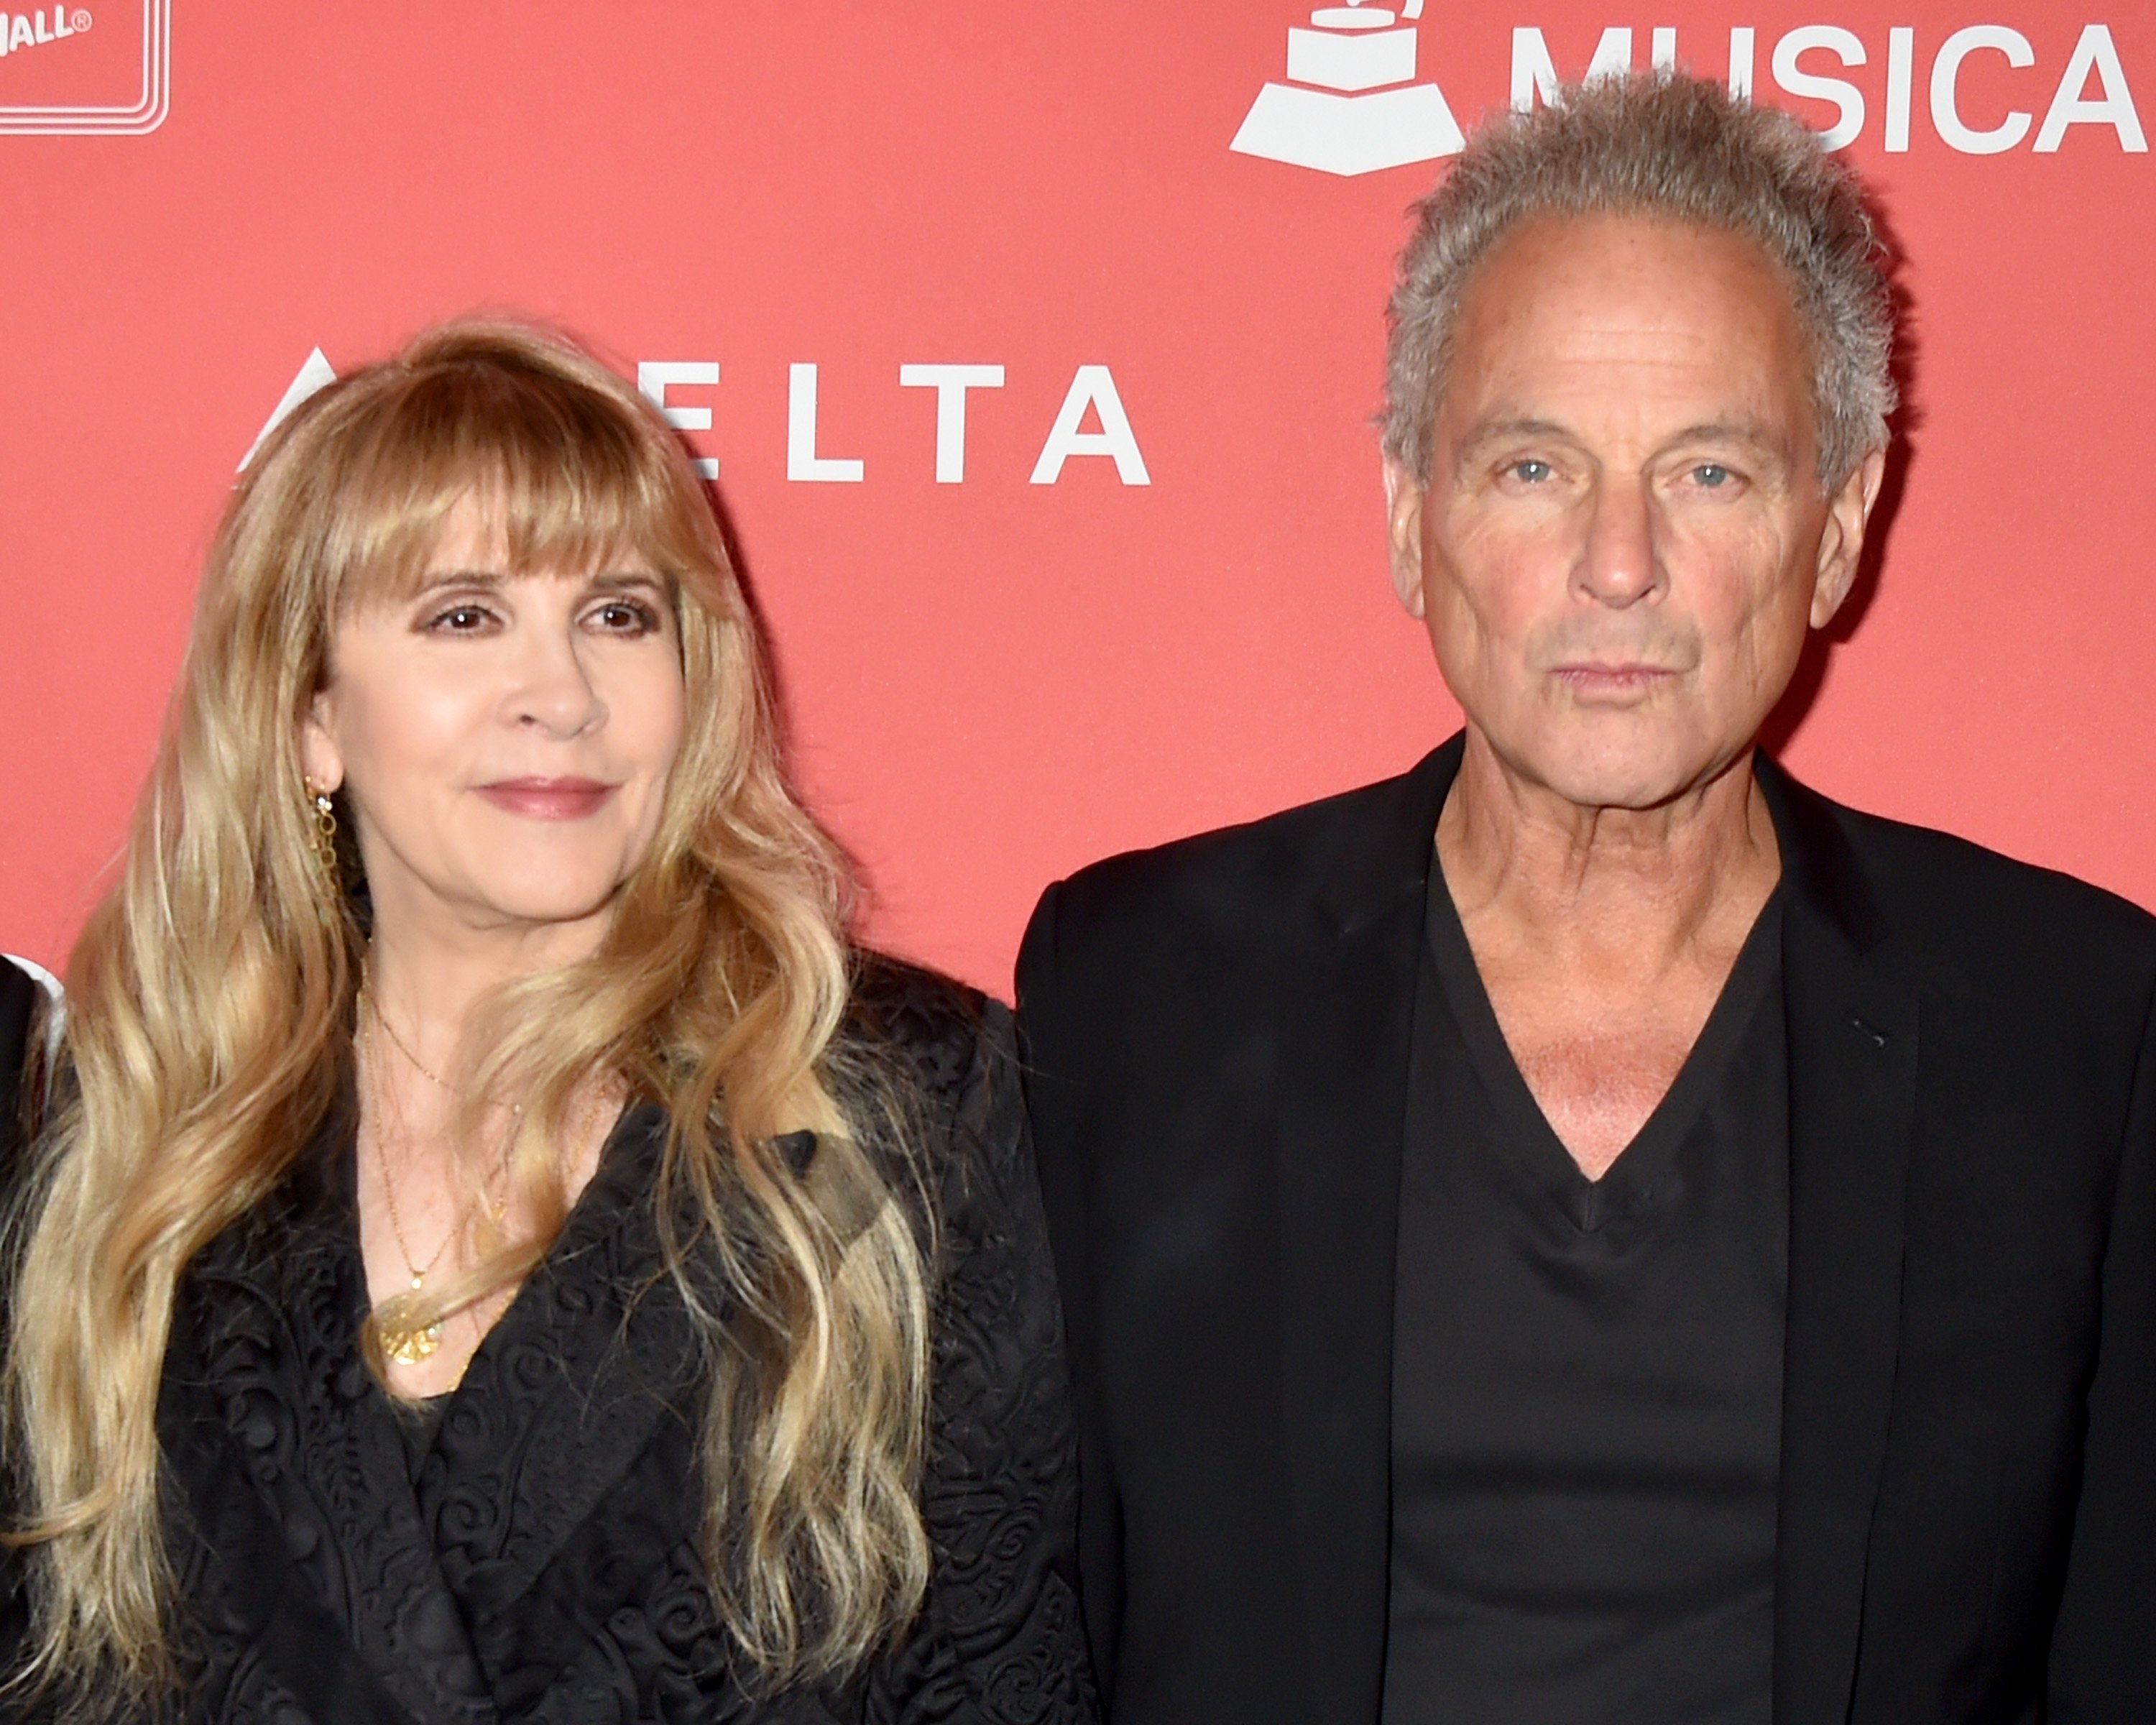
[2046,972,2156,1719]
[0,957,42,1171]
[1015,882,1125,1706]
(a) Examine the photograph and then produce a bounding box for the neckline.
[323,1092,658,1404]
[1423,856,1784,1233]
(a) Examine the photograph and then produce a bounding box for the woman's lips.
[474,777,618,819]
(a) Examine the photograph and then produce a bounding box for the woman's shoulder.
[842,951,1032,1225]
[844,950,1010,1116]
[852,957,1098,1720]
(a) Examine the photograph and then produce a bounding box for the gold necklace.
[369,990,449,1091]
[367,977,520,1132]
[351,992,608,1371]
[360,1011,453,1365]
[357,988,617,1368]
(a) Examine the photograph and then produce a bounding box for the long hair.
[1,323,933,1711]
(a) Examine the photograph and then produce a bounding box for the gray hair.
[1382,74,1897,489]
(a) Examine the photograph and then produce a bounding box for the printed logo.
[1233,0,1465,176]
[0,8,90,58]
[239,349,338,471]
[1233,7,2145,171]
[244,350,1153,489]
[0,0,165,134]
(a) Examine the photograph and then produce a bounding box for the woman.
[0,323,1097,1724]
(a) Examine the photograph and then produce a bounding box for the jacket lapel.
[170,1103,499,1725]
[1758,759,1917,1725]
[419,1104,704,1632]
[1272,740,1458,1725]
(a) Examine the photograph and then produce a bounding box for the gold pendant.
[384,1317,444,1366]
[382,1269,441,1366]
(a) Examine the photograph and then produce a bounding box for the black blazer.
[1,965,1100,1724]
[0,956,43,1167]
[1017,737,2156,1725]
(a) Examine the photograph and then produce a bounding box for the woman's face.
[302,497,688,956]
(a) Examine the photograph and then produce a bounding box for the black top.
[1,962,1100,1725]
[1382,860,1788,1723]
[388,1391,453,1485]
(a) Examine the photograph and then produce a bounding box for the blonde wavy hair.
[2,322,933,1712]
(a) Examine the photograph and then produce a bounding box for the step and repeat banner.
[1,3,2150,994]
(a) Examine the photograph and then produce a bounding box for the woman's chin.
[425,873,632,939]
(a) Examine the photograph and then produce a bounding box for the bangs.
[307,340,710,614]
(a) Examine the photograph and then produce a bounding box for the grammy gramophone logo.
[1232,0,1465,176]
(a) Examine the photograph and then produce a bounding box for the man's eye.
[1508,459,1554,484]
[1692,463,1733,488]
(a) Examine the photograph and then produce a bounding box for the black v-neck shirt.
[1381,857,1790,1725]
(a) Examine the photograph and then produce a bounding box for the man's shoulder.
[1791,776,2156,984]
[1036,758,1437,961]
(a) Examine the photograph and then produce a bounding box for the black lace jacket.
[4,965,1098,1724]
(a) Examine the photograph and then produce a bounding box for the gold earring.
[306,787,339,880]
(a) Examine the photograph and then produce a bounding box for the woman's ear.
[300,688,345,795]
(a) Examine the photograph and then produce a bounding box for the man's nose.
[1573,477,1664,608]
[510,628,606,736]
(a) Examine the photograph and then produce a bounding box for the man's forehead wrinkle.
[1665,422,1798,461]
[1456,417,1576,455]
[1476,315,1778,385]
[1447,406,1791,458]
[1439,349,1804,465]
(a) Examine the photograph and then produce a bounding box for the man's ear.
[300,687,345,796]
[1810,445,1888,630]
[1384,456,1429,620]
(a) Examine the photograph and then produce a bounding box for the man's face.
[1386,213,1884,812]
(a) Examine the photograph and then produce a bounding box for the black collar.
[165,1097,701,1724]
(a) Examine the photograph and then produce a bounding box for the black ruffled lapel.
[163,1102,765,1718]
[167,1108,498,1725]
[418,1105,704,1631]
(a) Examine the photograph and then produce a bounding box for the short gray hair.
[1383,74,1897,489]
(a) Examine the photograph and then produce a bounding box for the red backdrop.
[2,2,2151,997]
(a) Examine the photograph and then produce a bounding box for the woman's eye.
[589,599,660,635]
[426,604,494,633]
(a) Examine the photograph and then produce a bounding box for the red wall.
[2,3,2151,996]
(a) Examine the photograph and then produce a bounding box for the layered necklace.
[357,990,506,1367]
[358,986,614,1368]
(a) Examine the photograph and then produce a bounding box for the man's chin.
[1491,731,1744,816]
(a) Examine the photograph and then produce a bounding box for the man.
[1018,75,2155,1725]
[0,954,48,1167]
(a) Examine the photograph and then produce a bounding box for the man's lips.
[473,778,619,819]
[1550,663,1680,693]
